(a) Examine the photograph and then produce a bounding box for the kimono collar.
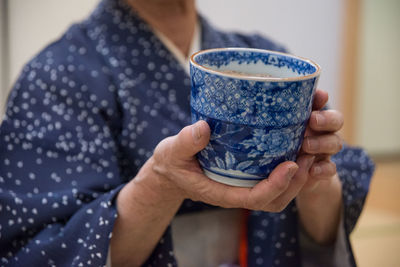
[153,22,201,75]
[87,0,224,74]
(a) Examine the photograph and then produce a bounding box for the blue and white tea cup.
[190,48,321,187]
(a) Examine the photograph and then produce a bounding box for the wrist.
[296,174,343,244]
[111,157,185,266]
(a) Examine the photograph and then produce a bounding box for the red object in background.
[239,209,249,267]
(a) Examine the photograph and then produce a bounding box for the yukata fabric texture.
[0,0,374,266]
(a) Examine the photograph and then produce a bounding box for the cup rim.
[190,47,321,82]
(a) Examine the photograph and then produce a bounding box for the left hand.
[295,89,344,194]
[293,89,344,244]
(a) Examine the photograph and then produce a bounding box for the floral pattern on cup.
[192,110,306,180]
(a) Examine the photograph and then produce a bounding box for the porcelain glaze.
[190,48,320,187]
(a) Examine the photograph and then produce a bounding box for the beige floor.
[351,160,400,267]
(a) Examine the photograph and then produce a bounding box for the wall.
[0,0,7,109]
[6,0,98,102]
[356,0,400,154]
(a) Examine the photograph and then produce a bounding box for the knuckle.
[152,136,179,175]
[151,152,167,175]
[326,139,336,153]
[319,161,336,177]
[336,135,343,151]
[335,111,344,127]
[151,162,164,176]
[325,134,342,154]
[303,137,312,152]
[329,162,337,175]
[154,137,172,157]
[178,125,190,137]
[328,110,344,128]
[310,111,319,127]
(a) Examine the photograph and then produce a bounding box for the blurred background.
[0,0,399,266]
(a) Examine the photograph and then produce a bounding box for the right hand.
[141,120,315,212]
[110,120,315,266]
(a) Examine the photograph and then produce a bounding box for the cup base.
[203,169,261,187]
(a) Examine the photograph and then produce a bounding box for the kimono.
[0,0,374,266]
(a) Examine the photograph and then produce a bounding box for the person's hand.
[143,120,314,212]
[293,89,344,195]
[293,89,344,244]
[112,120,314,266]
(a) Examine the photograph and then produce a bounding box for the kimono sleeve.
[0,43,125,266]
[331,145,375,266]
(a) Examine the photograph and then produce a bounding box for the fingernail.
[287,164,299,180]
[307,138,319,151]
[192,122,202,144]
[316,113,325,126]
[313,165,322,175]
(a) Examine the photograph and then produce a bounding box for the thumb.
[171,120,210,160]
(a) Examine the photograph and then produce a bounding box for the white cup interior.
[191,48,320,81]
